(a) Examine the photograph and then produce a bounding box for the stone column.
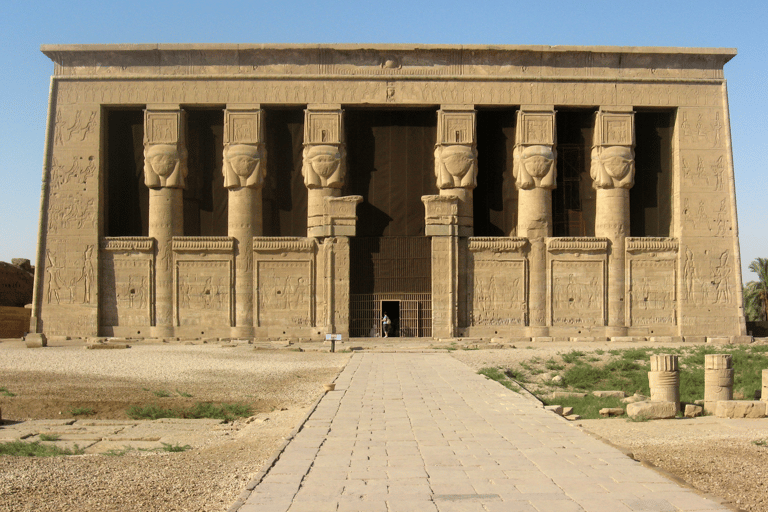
[144,108,187,337]
[514,107,556,336]
[223,106,266,338]
[704,354,734,414]
[435,107,477,237]
[592,108,635,338]
[762,369,768,402]
[303,105,346,238]
[649,354,680,411]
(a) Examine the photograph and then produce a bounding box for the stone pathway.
[234,353,729,512]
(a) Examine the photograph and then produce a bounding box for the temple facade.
[31,44,748,341]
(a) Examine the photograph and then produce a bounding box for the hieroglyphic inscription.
[256,261,312,327]
[551,261,604,326]
[176,261,231,327]
[682,245,734,306]
[471,261,526,326]
[629,260,676,326]
[101,257,151,326]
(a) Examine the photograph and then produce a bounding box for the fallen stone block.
[684,335,706,344]
[544,405,563,416]
[565,414,581,421]
[561,406,574,416]
[707,337,731,345]
[626,401,676,420]
[599,407,624,417]
[684,404,703,418]
[87,343,130,349]
[715,400,767,419]
[551,391,587,399]
[611,336,644,342]
[593,390,626,398]
[731,335,754,345]
[621,393,649,404]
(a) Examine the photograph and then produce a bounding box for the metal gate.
[349,237,432,337]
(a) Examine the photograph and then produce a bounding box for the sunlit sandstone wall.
[32,44,745,340]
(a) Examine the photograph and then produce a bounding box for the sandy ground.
[0,339,766,511]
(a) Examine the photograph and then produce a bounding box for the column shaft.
[517,188,553,239]
[149,187,183,337]
[595,188,630,335]
[229,187,261,337]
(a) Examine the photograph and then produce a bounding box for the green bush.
[0,441,82,457]
[126,402,252,422]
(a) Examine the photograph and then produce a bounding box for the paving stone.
[232,353,729,512]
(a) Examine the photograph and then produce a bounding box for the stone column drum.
[514,107,556,336]
[303,105,346,238]
[223,107,266,338]
[592,108,635,337]
[704,354,733,414]
[144,108,187,337]
[648,354,680,411]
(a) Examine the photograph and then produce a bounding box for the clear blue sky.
[1,0,766,282]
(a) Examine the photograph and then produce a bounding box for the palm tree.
[744,257,768,321]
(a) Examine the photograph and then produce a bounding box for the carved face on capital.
[225,145,261,178]
[599,146,634,180]
[439,145,476,178]
[306,145,341,178]
[146,144,178,177]
[521,145,555,178]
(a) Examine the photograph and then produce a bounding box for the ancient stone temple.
[31,44,748,341]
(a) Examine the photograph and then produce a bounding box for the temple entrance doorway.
[381,300,400,337]
[349,237,432,338]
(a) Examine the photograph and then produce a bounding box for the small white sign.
[325,333,342,341]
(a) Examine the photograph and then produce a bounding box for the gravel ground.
[0,339,349,512]
[2,340,767,511]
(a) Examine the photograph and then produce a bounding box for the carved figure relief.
[144,110,187,188]
[257,261,312,326]
[54,108,97,146]
[471,261,526,326]
[679,109,725,149]
[551,261,604,326]
[47,192,96,233]
[176,261,231,327]
[101,257,151,326]
[629,260,676,326]
[302,145,345,189]
[682,195,731,236]
[50,155,96,188]
[44,244,94,305]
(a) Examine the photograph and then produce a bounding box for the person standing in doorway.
[382,313,391,338]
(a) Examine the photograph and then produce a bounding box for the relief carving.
[176,261,231,326]
[257,261,312,326]
[471,261,526,326]
[514,110,556,190]
[47,192,96,233]
[54,108,97,146]
[551,261,604,326]
[629,260,676,326]
[50,155,96,188]
[591,110,635,190]
[434,145,477,189]
[45,245,95,305]
[223,109,265,188]
[302,145,345,189]
[101,258,151,326]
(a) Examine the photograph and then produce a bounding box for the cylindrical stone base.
[649,354,680,410]
[704,354,733,414]
[762,369,768,402]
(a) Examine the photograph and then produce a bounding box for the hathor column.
[430,107,477,337]
[303,105,346,238]
[591,108,635,337]
[144,108,187,337]
[514,107,556,337]
[223,107,266,338]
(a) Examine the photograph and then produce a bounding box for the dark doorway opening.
[554,109,595,237]
[631,110,673,237]
[105,109,147,236]
[382,300,400,338]
[184,108,226,236]
[475,108,517,236]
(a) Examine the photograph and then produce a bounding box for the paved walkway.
[235,353,728,512]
